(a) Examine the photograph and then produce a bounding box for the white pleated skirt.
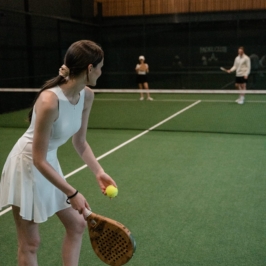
[0,138,69,223]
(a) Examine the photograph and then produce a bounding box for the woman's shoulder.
[35,89,59,114]
[38,88,59,104]
[84,86,94,102]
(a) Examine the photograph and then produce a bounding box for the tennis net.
[0,88,266,136]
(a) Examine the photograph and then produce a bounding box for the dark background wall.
[97,11,266,89]
[0,0,96,112]
[0,0,96,88]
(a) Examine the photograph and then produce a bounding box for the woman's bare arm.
[72,87,117,193]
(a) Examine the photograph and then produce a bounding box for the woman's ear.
[88,64,93,72]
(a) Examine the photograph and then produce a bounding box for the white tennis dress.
[0,86,85,223]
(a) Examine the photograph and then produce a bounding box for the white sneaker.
[140,97,144,101]
[235,97,241,103]
[237,98,244,104]
[237,96,245,104]
[147,97,153,101]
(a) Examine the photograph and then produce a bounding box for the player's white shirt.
[136,64,149,75]
[230,54,251,77]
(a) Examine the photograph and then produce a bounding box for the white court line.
[0,206,12,215]
[202,100,266,103]
[0,100,201,217]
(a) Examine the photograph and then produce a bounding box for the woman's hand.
[69,192,90,214]
[138,64,147,72]
[96,170,117,195]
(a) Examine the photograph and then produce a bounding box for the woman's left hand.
[96,170,117,194]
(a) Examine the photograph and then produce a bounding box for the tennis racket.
[84,209,136,266]
[220,67,228,72]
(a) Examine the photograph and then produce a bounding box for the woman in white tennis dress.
[0,40,116,265]
[135,55,153,101]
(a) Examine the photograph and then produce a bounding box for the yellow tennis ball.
[106,185,118,198]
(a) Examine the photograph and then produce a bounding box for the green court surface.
[0,92,266,265]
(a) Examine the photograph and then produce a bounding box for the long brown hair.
[28,40,104,122]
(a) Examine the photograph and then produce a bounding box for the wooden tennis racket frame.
[84,209,136,266]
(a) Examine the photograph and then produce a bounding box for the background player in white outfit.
[225,46,251,104]
[0,40,117,265]
[135,55,153,101]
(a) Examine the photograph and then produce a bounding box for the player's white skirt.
[0,138,69,223]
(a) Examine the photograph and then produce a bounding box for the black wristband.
[66,190,78,204]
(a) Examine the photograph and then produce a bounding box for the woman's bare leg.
[240,83,246,96]
[143,82,152,100]
[12,205,40,266]
[138,83,144,99]
[56,207,87,266]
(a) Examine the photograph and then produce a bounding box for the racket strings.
[97,228,129,263]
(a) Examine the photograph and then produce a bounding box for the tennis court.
[1,90,266,265]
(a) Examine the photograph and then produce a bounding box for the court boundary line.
[0,100,201,217]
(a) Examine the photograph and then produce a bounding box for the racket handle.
[83,208,92,219]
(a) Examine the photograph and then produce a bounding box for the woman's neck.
[59,79,85,105]
[60,79,85,98]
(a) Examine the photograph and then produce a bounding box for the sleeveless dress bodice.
[24,86,85,151]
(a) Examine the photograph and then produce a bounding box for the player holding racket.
[224,46,251,104]
[0,40,117,266]
[135,55,153,101]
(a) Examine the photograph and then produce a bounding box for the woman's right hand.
[69,192,90,214]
